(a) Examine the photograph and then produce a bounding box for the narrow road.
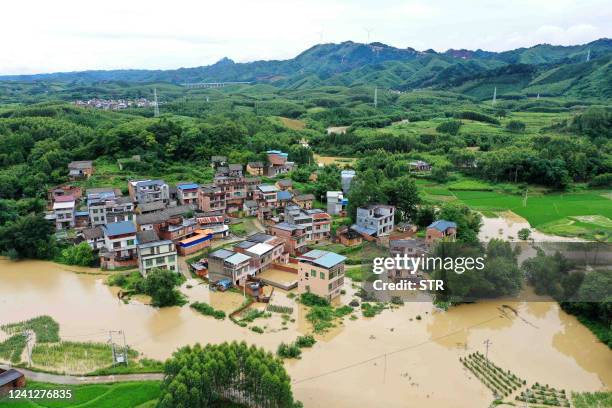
[0,364,163,385]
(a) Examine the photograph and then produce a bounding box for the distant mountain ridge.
[1,38,611,98]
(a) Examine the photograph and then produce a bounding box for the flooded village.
[1,152,610,408]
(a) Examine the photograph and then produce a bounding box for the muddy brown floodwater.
[1,259,610,407]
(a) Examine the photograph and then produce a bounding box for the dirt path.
[0,364,163,385]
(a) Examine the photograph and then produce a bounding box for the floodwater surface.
[0,259,610,407]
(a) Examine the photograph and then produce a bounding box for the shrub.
[506,120,526,133]
[277,342,302,359]
[250,326,264,334]
[190,302,226,320]
[436,120,462,135]
[295,335,316,348]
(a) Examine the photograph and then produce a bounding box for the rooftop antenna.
[586,49,591,62]
[492,86,497,104]
[374,86,378,108]
[364,27,373,44]
[153,88,160,117]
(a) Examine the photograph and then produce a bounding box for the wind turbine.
[364,27,373,44]
[586,49,591,62]
[492,86,497,104]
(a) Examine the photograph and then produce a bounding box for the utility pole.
[374,87,378,108]
[121,330,128,367]
[483,339,492,362]
[153,88,160,117]
[22,330,32,367]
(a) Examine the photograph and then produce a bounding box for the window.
[145,259,153,267]
[167,255,176,263]
[319,272,324,280]
[310,270,316,277]
[127,239,134,246]
[328,283,332,290]
[155,257,164,265]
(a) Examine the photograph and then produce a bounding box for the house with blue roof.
[176,182,199,205]
[297,249,347,301]
[100,221,138,269]
[426,220,457,245]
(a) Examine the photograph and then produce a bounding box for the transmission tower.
[153,88,160,117]
[492,86,497,104]
[586,49,591,62]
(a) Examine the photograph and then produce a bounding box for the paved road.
[0,364,163,385]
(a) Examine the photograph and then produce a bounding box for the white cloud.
[0,0,610,75]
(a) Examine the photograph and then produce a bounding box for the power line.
[292,315,500,384]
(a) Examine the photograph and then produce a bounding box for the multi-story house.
[136,230,178,276]
[426,220,457,245]
[264,150,295,176]
[388,239,428,280]
[298,249,347,301]
[198,184,227,214]
[49,195,76,230]
[326,191,347,215]
[176,182,199,205]
[215,176,247,213]
[352,205,395,237]
[208,248,252,284]
[257,185,278,208]
[268,222,307,255]
[100,221,138,269]
[233,233,287,275]
[284,205,331,243]
[128,179,169,204]
[87,190,134,226]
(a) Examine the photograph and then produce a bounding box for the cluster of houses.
[73,98,155,110]
[47,151,452,301]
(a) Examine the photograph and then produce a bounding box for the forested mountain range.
[1,39,611,99]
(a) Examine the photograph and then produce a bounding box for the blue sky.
[2,0,611,75]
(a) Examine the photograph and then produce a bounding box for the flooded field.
[479,211,585,242]
[1,259,610,407]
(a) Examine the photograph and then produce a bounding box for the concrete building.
[81,226,105,250]
[265,150,295,176]
[298,249,347,301]
[208,248,251,284]
[176,182,199,205]
[198,184,227,214]
[352,205,395,237]
[87,191,134,226]
[257,184,279,208]
[284,205,331,243]
[326,191,347,215]
[50,195,76,230]
[268,222,307,255]
[136,230,178,276]
[100,221,138,269]
[341,170,356,194]
[128,179,170,204]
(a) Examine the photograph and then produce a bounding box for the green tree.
[437,203,482,243]
[0,214,56,259]
[383,175,420,222]
[436,120,462,135]
[506,120,526,133]
[159,341,299,408]
[346,169,388,221]
[518,228,531,240]
[144,268,184,307]
[59,242,95,266]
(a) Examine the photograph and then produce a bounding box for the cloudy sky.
[2,0,610,75]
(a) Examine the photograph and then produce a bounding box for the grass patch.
[0,334,26,363]
[191,301,226,320]
[1,316,60,343]
[572,391,612,408]
[31,341,138,374]
[302,294,354,333]
[0,380,162,408]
